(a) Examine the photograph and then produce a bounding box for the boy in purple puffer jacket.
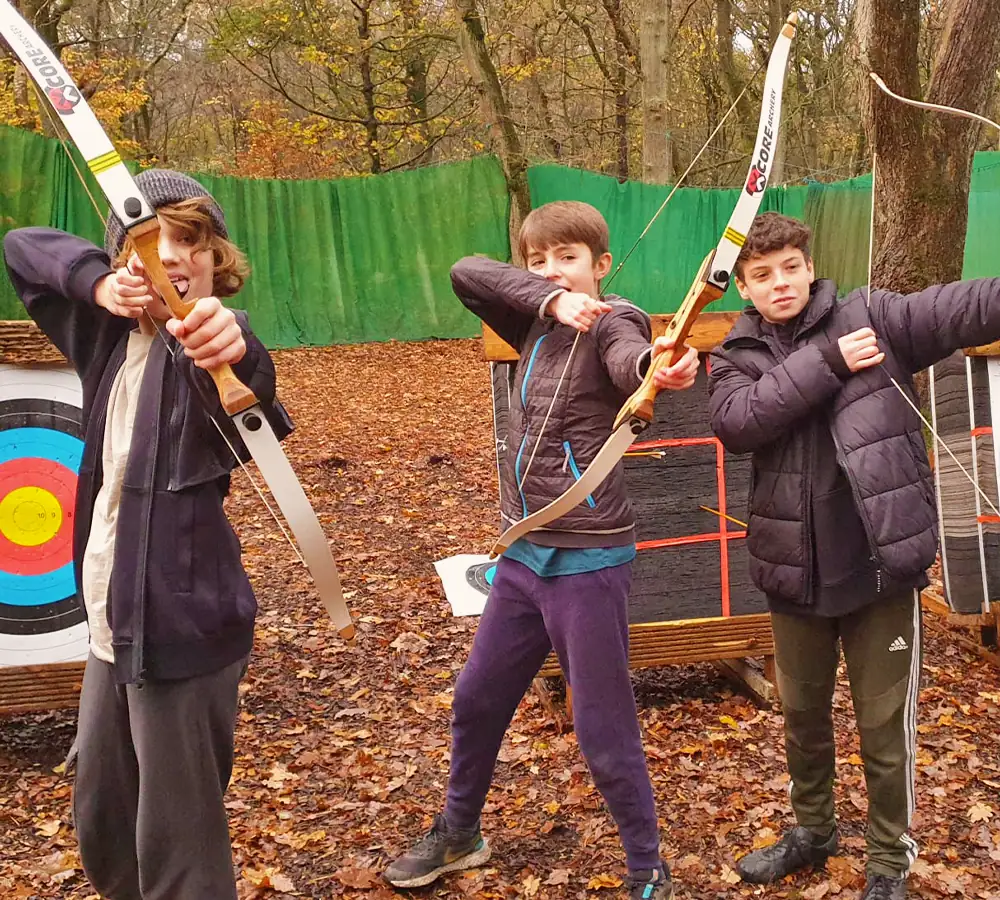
[384,201,700,900]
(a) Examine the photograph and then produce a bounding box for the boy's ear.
[734,273,750,300]
[594,251,613,279]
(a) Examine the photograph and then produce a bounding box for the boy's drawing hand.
[166,297,247,369]
[838,327,885,372]
[549,291,612,333]
[94,263,156,319]
[650,336,699,391]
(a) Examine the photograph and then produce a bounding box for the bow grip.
[129,221,258,415]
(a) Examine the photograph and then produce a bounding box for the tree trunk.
[514,22,560,158]
[14,0,74,135]
[404,52,432,163]
[19,0,70,52]
[356,0,382,175]
[767,0,788,46]
[639,0,671,182]
[614,50,629,180]
[716,0,752,124]
[452,0,532,260]
[400,0,433,165]
[598,0,632,180]
[858,0,1000,292]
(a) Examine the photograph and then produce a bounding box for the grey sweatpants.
[72,654,246,900]
[771,589,922,878]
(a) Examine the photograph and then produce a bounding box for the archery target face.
[433,554,495,617]
[0,365,89,665]
[465,560,498,595]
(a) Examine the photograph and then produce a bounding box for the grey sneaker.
[737,825,838,884]
[627,863,674,899]
[383,814,492,888]
[860,874,906,900]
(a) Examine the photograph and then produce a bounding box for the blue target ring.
[0,425,83,468]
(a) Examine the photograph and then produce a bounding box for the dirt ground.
[1,340,998,899]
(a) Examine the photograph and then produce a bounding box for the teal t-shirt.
[502,540,636,577]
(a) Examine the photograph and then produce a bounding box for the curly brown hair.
[517,200,610,263]
[112,198,249,297]
[735,212,812,280]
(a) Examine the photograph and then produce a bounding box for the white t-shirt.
[81,330,154,662]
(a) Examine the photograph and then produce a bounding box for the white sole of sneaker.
[386,838,493,889]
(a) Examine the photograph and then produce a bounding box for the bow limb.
[490,12,799,557]
[869,74,1000,134]
[865,73,1000,521]
[0,4,355,638]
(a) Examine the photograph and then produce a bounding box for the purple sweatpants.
[444,557,661,870]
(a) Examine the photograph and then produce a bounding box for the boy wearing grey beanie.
[3,169,289,900]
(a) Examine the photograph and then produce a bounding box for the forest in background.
[3,0,995,186]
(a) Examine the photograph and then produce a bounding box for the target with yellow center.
[0,366,88,665]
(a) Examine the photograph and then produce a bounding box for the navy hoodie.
[4,227,292,684]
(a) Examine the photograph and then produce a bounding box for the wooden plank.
[537,614,773,677]
[921,590,952,618]
[966,340,1000,358]
[482,311,744,362]
[0,661,85,715]
[0,320,66,364]
[714,657,777,706]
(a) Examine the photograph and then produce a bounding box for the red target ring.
[0,456,75,575]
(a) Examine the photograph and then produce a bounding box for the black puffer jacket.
[709,277,1000,604]
[452,256,652,548]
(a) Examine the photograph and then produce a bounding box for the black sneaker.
[736,825,838,884]
[860,874,906,900]
[383,814,492,889]
[626,863,673,900]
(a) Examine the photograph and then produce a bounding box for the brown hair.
[517,201,610,263]
[113,197,249,297]
[735,212,812,280]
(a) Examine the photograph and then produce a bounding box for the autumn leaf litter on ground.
[1,341,998,899]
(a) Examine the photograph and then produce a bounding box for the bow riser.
[613,251,723,429]
[130,225,257,414]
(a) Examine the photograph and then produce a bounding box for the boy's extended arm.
[451,256,563,352]
[873,277,1000,373]
[594,304,654,396]
[3,227,119,375]
[708,343,844,454]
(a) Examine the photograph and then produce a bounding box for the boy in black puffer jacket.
[708,211,1000,900]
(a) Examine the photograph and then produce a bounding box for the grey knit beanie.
[104,169,228,259]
